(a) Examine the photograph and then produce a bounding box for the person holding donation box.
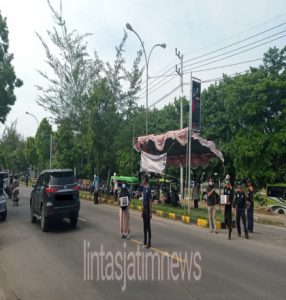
[119,183,130,239]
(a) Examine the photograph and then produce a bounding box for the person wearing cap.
[223,175,233,240]
[246,179,254,233]
[233,182,249,239]
[142,176,152,248]
[206,177,218,233]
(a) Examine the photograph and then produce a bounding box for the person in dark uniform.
[233,182,249,239]
[246,180,254,233]
[223,175,233,240]
[142,176,152,248]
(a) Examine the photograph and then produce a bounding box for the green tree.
[201,46,286,187]
[0,122,27,172]
[35,118,52,170]
[54,121,78,169]
[25,137,38,172]
[36,0,101,128]
[0,12,23,123]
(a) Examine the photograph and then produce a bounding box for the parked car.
[30,169,80,232]
[266,205,286,215]
[0,172,8,221]
[0,191,7,221]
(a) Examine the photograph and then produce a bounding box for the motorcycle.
[12,187,19,206]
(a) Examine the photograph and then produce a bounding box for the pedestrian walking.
[234,182,249,239]
[246,179,254,233]
[223,175,233,240]
[207,177,218,233]
[119,183,130,239]
[142,176,152,248]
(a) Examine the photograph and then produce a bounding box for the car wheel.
[278,209,285,215]
[30,207,36,223]
[1,211,7,221]
[70,213,78,228]
[40,206,48,232]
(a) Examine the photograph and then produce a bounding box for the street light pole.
[175,48,184,203]
[126,23,166,135]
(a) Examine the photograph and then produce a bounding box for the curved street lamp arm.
[26,112,39,127]
[129,28,148,68]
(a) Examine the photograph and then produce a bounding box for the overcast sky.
[1,0,286,138]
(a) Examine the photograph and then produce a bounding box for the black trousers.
[114,190,118,202]
[194,199,199,208]
[236,208,248,236]
[224,205,232,237]
[247,203,254,232]
[94,191,99,204]
[142,207,151,244]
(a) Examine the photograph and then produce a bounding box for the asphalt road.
[0,187,285,300]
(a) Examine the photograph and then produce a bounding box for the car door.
[34,174,44,214]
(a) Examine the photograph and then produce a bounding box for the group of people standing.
[207,175,254,240]
[116,172,254,246]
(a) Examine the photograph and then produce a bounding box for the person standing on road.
[119,183,130,239]
[223,175,234,240]
[113,172,118,202]
[207,177,218,233]
[93,174,99,204]
[193,181,200,209]
[24,172,29,187]
[233,182,249,239]
[142,176,152,248]
[246,179,254,233]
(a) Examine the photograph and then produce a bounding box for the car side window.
[36,175,44,187]
[43,173,50,186]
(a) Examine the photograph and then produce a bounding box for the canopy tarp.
[133,128,224,169]
[110,176,139,185]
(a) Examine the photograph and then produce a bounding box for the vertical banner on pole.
[192,79,201,132]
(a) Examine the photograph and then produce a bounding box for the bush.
[254,193,267,207]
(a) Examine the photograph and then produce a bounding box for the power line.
[183,13,286,57]
[149,58,263,78]
[184,30,286,69]
[139,20,286,92]
[183,22,286,65]
[190,58,263,74]
[149,85,180,108]
[141,14,286,86]
[149,86,286,109]
[184,33,286,72]
[139,29,286,97]
[137,75,177,99]
[138,57,263,100]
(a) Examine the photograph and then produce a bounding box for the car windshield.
[50,172,75,185]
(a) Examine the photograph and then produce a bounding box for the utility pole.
[175,48,184,205]
[187,73,193,215]
[50,134,53,169]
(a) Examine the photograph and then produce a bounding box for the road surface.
[0,187,285,300]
